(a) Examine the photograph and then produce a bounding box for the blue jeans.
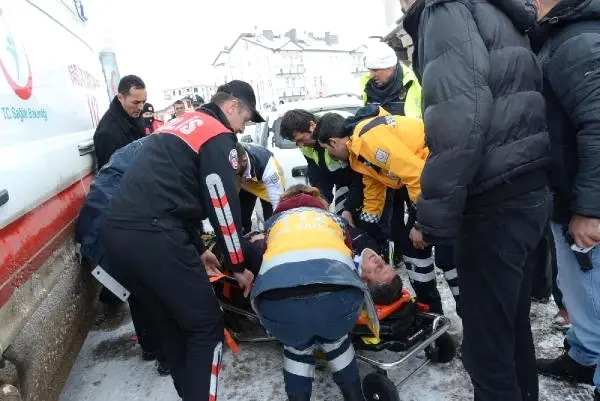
[255,288,364,398]
[551,222,600,388]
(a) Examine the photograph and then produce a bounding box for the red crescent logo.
[0,9,33,100]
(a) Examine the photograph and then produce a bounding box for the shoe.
[156,360,170,376]
[531,295,550,304]
[537,352,595,385]
[552,309,571,331]
[142,350,157,361]
[340,380,365,401]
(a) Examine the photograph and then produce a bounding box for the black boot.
[156,360,170,376]
[141,350,156,361]
[340,380,365,401]
[537,352,595,385]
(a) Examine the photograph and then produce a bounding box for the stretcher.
[209,271,455,401]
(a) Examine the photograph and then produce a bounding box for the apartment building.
[212,29,369,107]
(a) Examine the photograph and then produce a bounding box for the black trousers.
[457,188,551,401]
[104,225,223,400]
[531,225,554,300]
[389,188,460,315]
[97,255,164,362]
[239,189,273,234]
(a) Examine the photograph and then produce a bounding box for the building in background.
[384,16,414,63]
[163,82,218,103]
[212,29,369,107]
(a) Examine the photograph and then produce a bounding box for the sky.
[86,0,389,99]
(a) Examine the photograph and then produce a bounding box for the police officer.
[103,80,261,400]
[235,142,285,233]
[361,41,422,119]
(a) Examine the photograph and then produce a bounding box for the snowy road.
[60,271,595,401]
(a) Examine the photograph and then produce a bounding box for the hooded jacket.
[403,0,550,241]
[530,0,600,223]
[345,107,428,224]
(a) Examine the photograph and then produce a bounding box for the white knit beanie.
[364,41,397,69]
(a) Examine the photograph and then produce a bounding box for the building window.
[194,87,198,93]
[178,90,182,95]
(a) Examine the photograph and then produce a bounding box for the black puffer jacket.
[403,0,550,241]
[530,0,600,224]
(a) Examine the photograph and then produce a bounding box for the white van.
[0,1,115,399]
[257,95,363,189]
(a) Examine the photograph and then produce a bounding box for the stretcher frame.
[210,273,454,401]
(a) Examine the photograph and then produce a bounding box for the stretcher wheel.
[425,332,456,363]
[362,372,400,401]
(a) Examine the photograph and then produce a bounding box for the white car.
[256,95,364,189]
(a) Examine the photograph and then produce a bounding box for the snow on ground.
[60,269,595,401]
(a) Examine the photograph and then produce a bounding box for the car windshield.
[272,106,361,149]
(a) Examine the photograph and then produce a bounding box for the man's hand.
[233,269,255,298]
[200,249,222,277]
[342,210,356,228]
[568,215,600,249]
[410,227,428,250]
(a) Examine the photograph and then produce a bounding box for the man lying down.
[241,227,403,306]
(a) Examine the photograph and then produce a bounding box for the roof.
[212,32,367,65]
[268,94,363,120]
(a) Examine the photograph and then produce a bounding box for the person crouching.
[251,184,380,401]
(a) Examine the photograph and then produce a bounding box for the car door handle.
[78,140,95,156]
[0,189,8,207]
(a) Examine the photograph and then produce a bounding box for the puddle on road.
[92,332,140,361]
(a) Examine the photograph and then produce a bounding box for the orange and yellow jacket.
[347,108,429,223]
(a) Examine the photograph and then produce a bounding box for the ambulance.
[0,1,117,399]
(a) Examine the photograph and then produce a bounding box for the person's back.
[251,185,375,401]
[107,108,231,230]
[77,137,148,263]
[404,0,549,235]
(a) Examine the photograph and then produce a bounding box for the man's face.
[290,121,317,147]
[534,0,556,20]
[237,152,249,176]
[320,137,349,160]
[118,87,147,118]
[174,103,186,117]
[360,249,397,286]
[225,99,253,134]
[369,67,396,87]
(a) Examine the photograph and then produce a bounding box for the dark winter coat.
[93,97,145,169]
[403,0,550,241]
[530,0,600,223]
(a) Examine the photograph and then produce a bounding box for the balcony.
[276,66,305,76]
